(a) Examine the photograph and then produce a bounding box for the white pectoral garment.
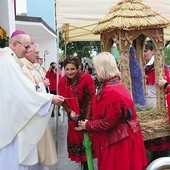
[0,47,54,165]
[20,58,47,93]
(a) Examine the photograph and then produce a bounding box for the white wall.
[34,39,57,69]
[0,0,16,37]
[0,0,58,68]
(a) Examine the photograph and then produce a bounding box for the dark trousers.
[81,161,88,170]
[150,149,170,163]
[50,90,60,117]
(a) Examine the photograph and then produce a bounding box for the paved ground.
[50,107,97,170]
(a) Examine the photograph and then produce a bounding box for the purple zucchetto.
[10,30,26,38]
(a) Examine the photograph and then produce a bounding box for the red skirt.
[97,131,147,170]
[67,119,96,163]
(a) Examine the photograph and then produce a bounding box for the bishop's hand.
[52,95,64,105]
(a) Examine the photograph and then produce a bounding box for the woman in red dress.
[58,56,95,170]
[46,62,62,117]
[77,52,148,170]
[143,42,170,161]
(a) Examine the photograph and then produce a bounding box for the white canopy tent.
[56,0,170,42]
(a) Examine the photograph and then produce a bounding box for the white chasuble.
[0,47,55,168]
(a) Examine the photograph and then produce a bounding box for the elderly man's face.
[15,35,31,58]
[38,58,43,65]
[24,48,40,64]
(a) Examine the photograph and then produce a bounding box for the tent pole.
[55,25,60,152]
[64,42,67,58]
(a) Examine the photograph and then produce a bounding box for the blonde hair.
[93,52,120,82]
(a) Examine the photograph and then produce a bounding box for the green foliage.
[59,32,65,49]
[59,32,101,60]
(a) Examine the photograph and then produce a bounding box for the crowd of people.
[1,29,170,170]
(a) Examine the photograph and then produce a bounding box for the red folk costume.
[58,71,95,162]
[144,59,170,152]
[164,83,170,123]
[46,70,57,92]
[86,77,147,170]
[145,62,170,86]
[46,69,62,92]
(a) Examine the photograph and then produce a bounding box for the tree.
[59,32,101,61]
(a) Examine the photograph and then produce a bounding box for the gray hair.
[9,34,27,44]
[93,52,120,82]
[27,42,39,52]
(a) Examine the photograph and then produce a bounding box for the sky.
[16,0,27,14]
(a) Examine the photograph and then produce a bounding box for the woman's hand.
[75,126,84,131]
[75,119,88,131]
[157,79,167,87]
[70,111,77,119]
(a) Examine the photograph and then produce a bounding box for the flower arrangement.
[0,26,9,48]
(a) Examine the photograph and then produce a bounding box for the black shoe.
[81,161,88,170]
[51,112,55,117]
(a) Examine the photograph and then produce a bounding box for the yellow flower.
[0,28,3,39]
[0,26,9,48]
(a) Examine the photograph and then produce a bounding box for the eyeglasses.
[16,41,30,50]
[27,51,39,55]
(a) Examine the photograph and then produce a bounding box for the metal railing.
[146,157,170,170]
